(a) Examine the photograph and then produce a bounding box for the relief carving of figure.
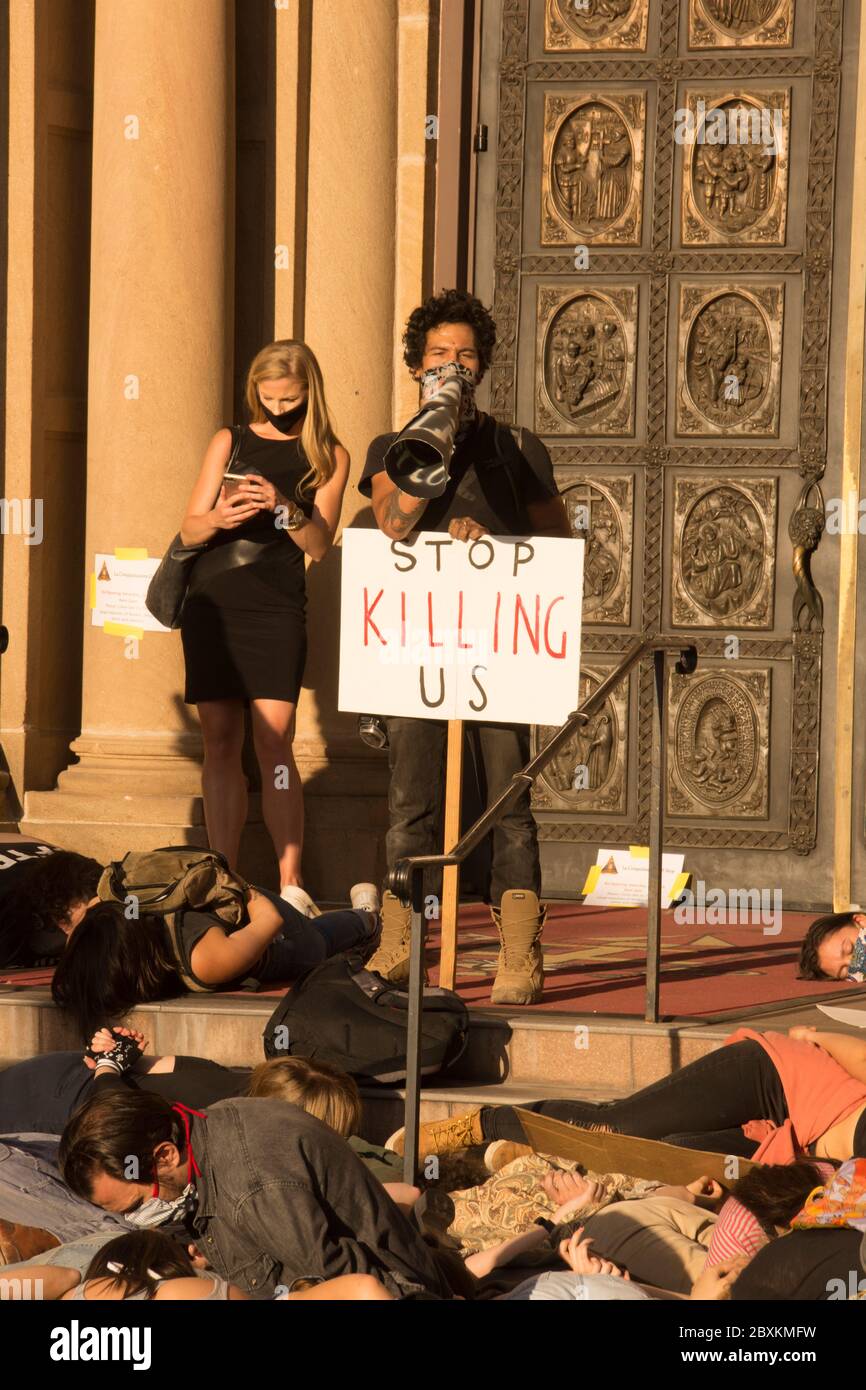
[550,308,626,422]
[681,487,764,619]
[692,103,777,235]
[552,105,633,232]
[687,701,741,797]
[686,296,770,427]
[584,509,619,602]
[705,0,777,32]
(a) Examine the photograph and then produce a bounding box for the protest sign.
[338,530,584,724]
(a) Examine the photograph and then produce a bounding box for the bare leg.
[197,700,247,870]
[251,698,304,889]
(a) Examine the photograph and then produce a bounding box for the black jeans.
[384,716,540,906]
[481,1040,788,1155]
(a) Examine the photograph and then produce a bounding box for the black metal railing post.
[645,648,665,1024]
[388,635,697,1178]
[402,871,427,1185]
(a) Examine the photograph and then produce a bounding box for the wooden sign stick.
[437,719,464,991]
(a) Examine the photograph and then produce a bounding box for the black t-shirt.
[0,836,65,968]
[731,1227,864,1300]
[358,412,557,535]
[0,1052,250,1134]
[0,836,57,897]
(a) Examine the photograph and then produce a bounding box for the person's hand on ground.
[542,1169,605,1222]
[788,1025,821,1045]
[447,517,490,543]
[690,1255,750,1301]
[558,1229,629,1280]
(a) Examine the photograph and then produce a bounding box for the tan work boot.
[490,890,546,1006]
[385,1106,485,1158]
[364,890,427,986]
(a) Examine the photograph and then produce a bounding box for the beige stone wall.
[6,0,434,896]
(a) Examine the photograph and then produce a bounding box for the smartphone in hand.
[223,472,248,500]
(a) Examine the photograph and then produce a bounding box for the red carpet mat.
[425,902,855,1018]
[1,902,856,1019]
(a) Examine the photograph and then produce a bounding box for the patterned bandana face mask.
[126,1184,193,1229]
[848,923,866,984]
[419,362,478,436]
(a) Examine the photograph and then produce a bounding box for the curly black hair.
[798,911,859,980]
[0,850,103,968]
[402,289,497,377]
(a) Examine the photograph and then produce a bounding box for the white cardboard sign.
[338,529,584,724]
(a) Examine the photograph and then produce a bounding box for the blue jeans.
[0,1136,129,1243]
[1,1231,118,1277]
[499,1272,653,1301]
[253,889,377,983]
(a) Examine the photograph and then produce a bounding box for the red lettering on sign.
[427,592,442,648]
[543,596,567,659]
[513,594,540,655]
[457,591,472,649]
[493,592,501,654]
[364,588,386,647]
[400,591,407,647]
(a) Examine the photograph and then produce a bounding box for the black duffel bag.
[262,949,469,1085]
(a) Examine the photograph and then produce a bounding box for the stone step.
[0,986,727,1091]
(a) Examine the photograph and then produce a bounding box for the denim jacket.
[186,1099,451,1299]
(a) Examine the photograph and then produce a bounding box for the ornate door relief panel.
[478,0,840,865]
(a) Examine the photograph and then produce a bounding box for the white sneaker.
[279,884,321,918]
[350,882,381,915]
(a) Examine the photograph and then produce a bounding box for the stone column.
[1,0,94,827]
[24,0,234,862]
[287,0,434,895]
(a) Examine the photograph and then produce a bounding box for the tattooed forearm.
[384,487,428,538]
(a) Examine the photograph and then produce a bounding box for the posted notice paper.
[91,552,165,634]
[582,846,688,909]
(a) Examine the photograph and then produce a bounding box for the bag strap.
[492,422,526,528]
[225,425,243,474]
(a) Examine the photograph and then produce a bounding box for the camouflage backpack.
[96,845,250,993]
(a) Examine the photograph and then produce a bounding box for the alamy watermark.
[0,497,43,545]
[673,100,783,152]
[674,880,782,935]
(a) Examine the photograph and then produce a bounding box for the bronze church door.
[473,0,850,908]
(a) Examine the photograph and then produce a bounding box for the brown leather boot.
[385,1106,485,1157]
[0,1220,60,1264]
[365,890,427,986]
[490,890,546,1005]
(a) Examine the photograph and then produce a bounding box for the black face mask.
[260,400,307,434]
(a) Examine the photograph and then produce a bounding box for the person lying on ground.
[58,1088,455,1299]
[798,910,866,982]
[392,1026,866,1166]
[0,845,94,970]
[12,1229,393,1302]
[51,886,379,1041]
[446,1144,723,1258]
[704,1158,833,1268]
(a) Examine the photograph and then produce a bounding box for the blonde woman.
[179,341,348,904]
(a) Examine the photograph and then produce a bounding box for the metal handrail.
[388,635,698,1184]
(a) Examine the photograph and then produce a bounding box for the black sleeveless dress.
[180,427,312,703]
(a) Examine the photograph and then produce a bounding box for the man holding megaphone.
[357,290,571,1005]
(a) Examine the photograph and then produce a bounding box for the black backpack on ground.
[262,949,469,1085]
